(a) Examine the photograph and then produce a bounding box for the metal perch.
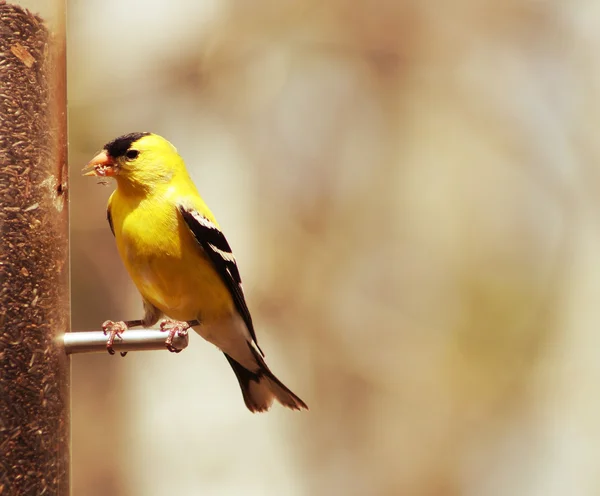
[62,329,189,354]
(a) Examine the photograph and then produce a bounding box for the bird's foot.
[159,319,191,353]
[102,320,129,357]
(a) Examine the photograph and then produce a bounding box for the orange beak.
[82,151,118,177]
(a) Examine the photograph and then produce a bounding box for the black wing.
[107,204,115,236]
[178,204,260,349]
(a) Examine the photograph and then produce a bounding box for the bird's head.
[83,132,186,191]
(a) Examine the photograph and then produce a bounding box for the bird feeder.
[0,1,69,494]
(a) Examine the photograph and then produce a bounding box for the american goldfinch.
[83,132,307,413]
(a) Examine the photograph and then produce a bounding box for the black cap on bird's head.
[82,131,152,177]
[104,132,151,159]
[82,132,183,184]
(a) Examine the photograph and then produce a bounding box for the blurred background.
[61,0,600,495]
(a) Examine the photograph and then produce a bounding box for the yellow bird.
[83,132,307,413]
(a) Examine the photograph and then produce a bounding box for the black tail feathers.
[224,353,308,413]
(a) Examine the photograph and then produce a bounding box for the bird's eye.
[125,149,139,159]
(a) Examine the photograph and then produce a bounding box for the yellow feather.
[107,134,233,322]
[88,132,308,412]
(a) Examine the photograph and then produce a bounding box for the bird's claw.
[102,320,128,356]
[159,320,190,353]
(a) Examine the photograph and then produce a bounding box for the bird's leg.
[159,319,199,353]
[102,319,143,356]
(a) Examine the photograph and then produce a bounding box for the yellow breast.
[110,190,234,322]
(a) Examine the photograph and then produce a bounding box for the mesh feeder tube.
[0,2,69,495]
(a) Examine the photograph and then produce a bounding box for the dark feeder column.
[0,2,69,495]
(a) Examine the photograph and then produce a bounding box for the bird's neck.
[114,167,180,198]
[114,175,154,198]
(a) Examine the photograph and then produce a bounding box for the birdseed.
[0,1,69,495]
